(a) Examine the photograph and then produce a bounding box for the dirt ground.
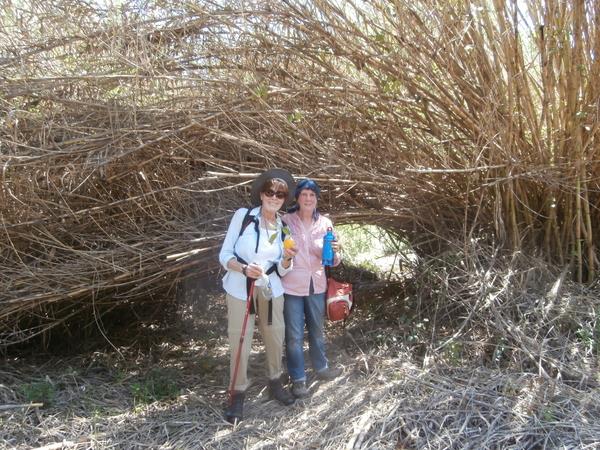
[2,286,600,449]
[1,287,378,449]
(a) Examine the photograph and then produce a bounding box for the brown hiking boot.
[268,379,295,405]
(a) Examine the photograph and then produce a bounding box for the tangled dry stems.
[2,0,600,344]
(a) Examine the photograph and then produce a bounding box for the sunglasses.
[263,189,287,199]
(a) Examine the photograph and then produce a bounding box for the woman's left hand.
[283,246,298,260]
[332,240,342,253]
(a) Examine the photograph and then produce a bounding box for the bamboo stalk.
[0,403,43,410]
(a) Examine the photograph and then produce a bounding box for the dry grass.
[2,252,600,449]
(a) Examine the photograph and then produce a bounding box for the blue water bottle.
[322,227,335,267]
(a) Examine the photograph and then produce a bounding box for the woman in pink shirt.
[282,179,342,398]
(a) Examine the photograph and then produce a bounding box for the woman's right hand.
[245,263,264,279]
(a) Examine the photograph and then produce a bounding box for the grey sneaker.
[292,381,310,398]
[268,379,295,406]
[316,366,342,381]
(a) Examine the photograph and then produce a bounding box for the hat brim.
[250,168,296,207]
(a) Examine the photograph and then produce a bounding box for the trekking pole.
[228,279,255,404]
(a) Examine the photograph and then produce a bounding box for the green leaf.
[287,111,304,123]
[252,83,268,100]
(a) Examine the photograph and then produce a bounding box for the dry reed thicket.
[1,0,596,342]
[2,0,600,447]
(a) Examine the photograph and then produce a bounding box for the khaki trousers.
[227,289,285,391]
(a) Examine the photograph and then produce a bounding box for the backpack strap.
[238,208,253,237]
[234,208,263,267]
[237,208,260,253]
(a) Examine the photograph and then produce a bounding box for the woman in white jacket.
[218,168,297,423]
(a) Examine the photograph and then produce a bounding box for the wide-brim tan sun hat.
[250,168,296,207]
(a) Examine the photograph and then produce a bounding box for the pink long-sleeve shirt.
[281,212,340,296]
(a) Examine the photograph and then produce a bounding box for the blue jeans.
[283,292,328,382]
